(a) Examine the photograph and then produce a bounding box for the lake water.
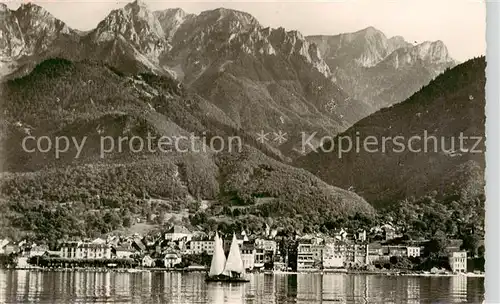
[0,270,484,303]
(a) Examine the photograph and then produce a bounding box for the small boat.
[126,268,145,273]
[206,232,249,283]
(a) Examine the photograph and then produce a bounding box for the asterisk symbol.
[273,130,287,145]
[256,130,270,143]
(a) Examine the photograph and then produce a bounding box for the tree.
[478,245,485,257]
[462,234,481,257]
[122,216,132,228]
[426,230,448,257]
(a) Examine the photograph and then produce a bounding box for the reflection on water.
[0,270,484,304]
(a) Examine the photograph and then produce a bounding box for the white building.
[241,243,256,270]
[334,229,348,241]
[297,239,323,271]
[142,255,155,267]
[255,239,277,255]
[29,245,49,257]
[188,240,215,255]
[0,239,9,254]
[60,242,112,259]
[113,246,135,259]
[322,243,344,269]
[164,226,192,242]
[448,251,467,273]
[163,253,182,268]
[407,246,421,258]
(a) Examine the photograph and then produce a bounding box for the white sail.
[223,233,245,275]
[208,232,226,277]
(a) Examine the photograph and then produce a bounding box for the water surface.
[0,270,484,303]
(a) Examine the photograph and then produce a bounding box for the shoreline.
[2,267,484,278]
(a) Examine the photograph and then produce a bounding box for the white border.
[485,1,500,303]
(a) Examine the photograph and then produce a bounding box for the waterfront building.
[322,243,344,269]
[60,242,112,259]
[344,243,368,267]
[28,245,49,257]
[163,253,182,268]
[386,245,407,257]
[334,228,348,241]
[366,242,383,263]
[240,242,256,270]
[407,246,421,258]
[448,251,467,273]
[112,246,135,258]
[355,230,367,242]
[0,239,9,254]
[60,242,80,258]
[255,239,277,255]
[297,238,323,271]
[142,255,155,267]
[91,238,106,245]
[188,239,215,255]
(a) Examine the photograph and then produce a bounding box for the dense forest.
[0,58,486,245]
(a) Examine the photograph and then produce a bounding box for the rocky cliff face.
[153,8,195,40]
[307,27,457,110]
[0,3,78,76]
[89,0,167,59]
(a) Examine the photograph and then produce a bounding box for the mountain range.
[0,1,457,153]
[307,27,457,109]
[0,0,484,239]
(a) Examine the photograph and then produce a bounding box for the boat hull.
[205,275,249,283]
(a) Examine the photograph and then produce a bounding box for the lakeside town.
[0,222,484,276]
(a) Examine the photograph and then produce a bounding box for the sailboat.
[206,232,249,283]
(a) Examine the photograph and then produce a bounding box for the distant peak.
[130,0,147,8]
[154,7,187,17]
[201,7,257,20]
[357,26,383,35]
[123,0,151,13]
[0,3,9,12]
[196,7,260,30]
[17,2,46,13]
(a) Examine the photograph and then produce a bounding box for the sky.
[5,0,486,62]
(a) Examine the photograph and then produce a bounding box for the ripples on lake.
[0,270,484,303]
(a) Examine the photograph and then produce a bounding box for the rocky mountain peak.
[197,7,260,32]
[0,2,73,58]
[129,0,147,8]
[383,40,455,70]
[15,2,63,26]
[154,8,194,40]
[169,7,261,57]
[91,0,166,59]
[356,26,384,38]
[413,40,452,63]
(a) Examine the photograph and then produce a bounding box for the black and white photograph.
[0,0,489,303]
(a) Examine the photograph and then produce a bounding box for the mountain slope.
[0,2,459,157]
[307,27,457,110]
[296,57,485,207]
[0,58,374,240]
[0,2,376,154]
[161,10,372,153]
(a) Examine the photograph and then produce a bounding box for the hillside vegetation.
[0,58,373,241]
[297,57,485,207]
